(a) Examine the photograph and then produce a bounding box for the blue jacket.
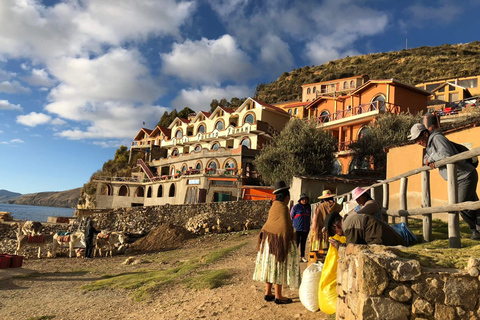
[291,203,311,232]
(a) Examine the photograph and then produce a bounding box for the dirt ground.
[0,231,330,320]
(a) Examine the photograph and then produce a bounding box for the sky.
[1,0,480,195]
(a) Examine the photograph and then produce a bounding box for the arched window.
[135,186,144,197]
[194,145,201,152]
[181,164,187,173]
[288,109,292,115]
[312,87,316,93]
[224,159,236,169]
[147,186,152,198]
[215,120,224,130]
[350,80,355,88]
[307,88,311,94]
[349,157,369,172]
[197,124,205,134]
[195,161,202,171]
[211,142,220,150]
[332,160,342,175]
[244,114,254,124]
[170,167,175,176]
[346,105,352,114]
[358,127,371,140]
[320,110,330,122]
[208,161,218,171]
[372,95,386,110]
[241,138,250,149]
[175,129,182,139]
[157,185,163,198]
[119,185,128,196]
[343,81,348,89]
[169,184,175,197]
[172,149,179,157]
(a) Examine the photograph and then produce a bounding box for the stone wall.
[89,200,271,235]
[336,244,480,320]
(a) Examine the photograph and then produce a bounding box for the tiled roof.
[251,98,289,114]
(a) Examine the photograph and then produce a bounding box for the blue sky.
[1,0,480,194]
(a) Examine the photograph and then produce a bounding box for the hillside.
[0,189,22,202]
[6,188,81,208]
[255,41,480,104]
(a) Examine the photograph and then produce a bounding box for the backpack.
[451,141,478,168]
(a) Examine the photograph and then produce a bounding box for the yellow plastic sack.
[318,234,346,314]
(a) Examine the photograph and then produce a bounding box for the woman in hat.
[349,187,382,220]
[290,193,311,262]
[253,181,300,305]
[311,190,342,249]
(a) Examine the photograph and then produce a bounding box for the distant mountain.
[0,189,22,203]
[255,41,480,104]
[5,188,81,208]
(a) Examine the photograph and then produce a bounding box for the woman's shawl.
[257,200,295,263]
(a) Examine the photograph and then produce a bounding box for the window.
[157,185,163,197]
[450,92,459,102]
[241,138,250,149]
[350,80,355,88]
[437,94,445,101]
[358,127,371,139]
[147,186,152,198]
[320,110,330,122]
[181,165,187,173]
[207,161,217,173]
[224,160,236,168]
[294,108,298,115]
[438,86,445,93]
[119,185,128,196]
[175,129,182,139]
[448,85,455,91]
[372,95,386,110]
[288,109,292,115]
[211,142,220,150]
[215,120,224,130]
[135,187,144,197]
[195,162,202,171]
[426,84,440,92]
[194,145,201,152]
[172,149,179,157]
[197,124,205,134]
[458,79,478,88]
[332,160,342,175]
[307,88,311,94]
[343,81,348,89]
[312,87,316,93]
[244,114,254,124]
[170,167,175,176]
[346,105,352,114]
[169,184,175,197]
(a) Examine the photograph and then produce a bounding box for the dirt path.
[0,232,330,320]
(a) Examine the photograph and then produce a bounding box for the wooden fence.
[336,147,480,248]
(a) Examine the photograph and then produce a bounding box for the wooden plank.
[421,170,432,242]
[387,201,480,216]
[447,163,461,248]
[382,183,390,223]
[399,177,408,225]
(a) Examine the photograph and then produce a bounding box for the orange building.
[273,100,309,118]
[301,75,369,102]
[416,75,480,104]
[305,79,431,174]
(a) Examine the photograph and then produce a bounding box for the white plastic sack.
[299,262,324,312]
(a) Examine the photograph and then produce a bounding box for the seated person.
[349,186,382,220]
[325,211,406,248]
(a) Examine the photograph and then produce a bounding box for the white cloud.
[0,69,16,81]
[402,1,463,27]
[17,112,52,127]
[0,138,24,145]
[259,35,294,75]
[0,99,22,111]
[51,118,67,126]
[24,68,55,87]
[0,80,30,94]
[171,85,252,111]
[161,35,254,85]
[93,140,128,148]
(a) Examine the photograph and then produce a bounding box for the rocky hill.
[255,41,480,104]
[5,188,81,208]
[0,189,22,202]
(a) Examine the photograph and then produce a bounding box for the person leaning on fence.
[311,190,342,249]
[290,193,311,263]
[253,181,300,305]
[409,123,480,240]
[349,187,382,220]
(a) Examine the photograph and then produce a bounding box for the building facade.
[415,75,480,104]
[94,98,290,209]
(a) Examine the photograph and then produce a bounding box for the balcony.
[314,102,400,128]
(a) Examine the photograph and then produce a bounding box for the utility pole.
[406,38,408,50]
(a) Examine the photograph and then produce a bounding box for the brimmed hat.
[318,189,336,199]
[408,123,427,141]
[298,193,309,202]
[324,211,341,237]
[351,186,369,201]
[273,180,290,194]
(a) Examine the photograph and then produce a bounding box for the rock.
[412,296,434,317]
[444,276,478,309]
[357,254,388,296]
[357,295,410,320]
[467,257,480,269]
[388,285,412,302]
[469,267,479,277]
[434,304,456,320]
[389,259,422,281]
[411,280,445,304]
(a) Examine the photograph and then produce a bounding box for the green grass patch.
[81,242,247,301]
[394,219,480,269]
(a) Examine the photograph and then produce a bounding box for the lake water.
[0,203,75,222]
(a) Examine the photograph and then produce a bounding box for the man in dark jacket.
[84,219,98,258]
[409,123,480,240]
[290,193,311,262]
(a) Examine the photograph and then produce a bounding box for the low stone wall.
[336,244,480,320]
[90,200,271,235]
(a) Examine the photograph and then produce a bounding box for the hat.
[318,189,336,199]
[408,123,427,141]
[298,193,309,202]
[273,181,290,194]
[324,211,342,237]
[351,186,369,201]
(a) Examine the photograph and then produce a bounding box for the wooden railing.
[336,147,480,248]
[315,101,400,124]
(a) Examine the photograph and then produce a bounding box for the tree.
[178,107,195,119]
[349,112,421,171]
[254,118,336,185]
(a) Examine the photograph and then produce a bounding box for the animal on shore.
[52,231,85,258]
[94,232,126,257]
[21,220,43,235]
[14,223,53,258]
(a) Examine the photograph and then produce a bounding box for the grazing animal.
[94,232,126,257]
[15,226,53,258]
[52,231,85,258]
[21,220,43,235]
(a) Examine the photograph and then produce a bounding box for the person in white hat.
[409,123,480,240]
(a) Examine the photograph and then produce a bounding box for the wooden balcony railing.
[315,102,400,124]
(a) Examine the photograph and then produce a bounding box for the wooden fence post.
[447,163,461,248]
[382,183,390,223]
[421,170,432,242]
[400,177,408,225]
